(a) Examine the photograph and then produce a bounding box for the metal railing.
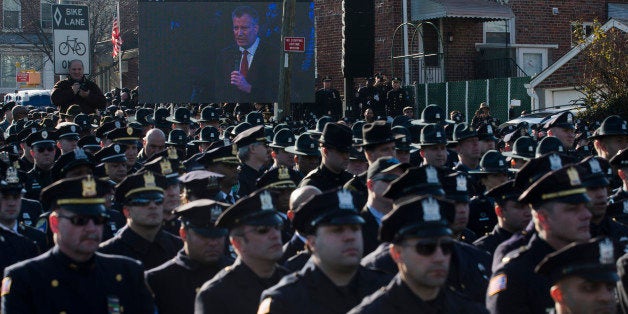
[474,58,528,79]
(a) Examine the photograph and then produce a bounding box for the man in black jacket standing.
[51,60,106,114]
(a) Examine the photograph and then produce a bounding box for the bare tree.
[10,0,116,75]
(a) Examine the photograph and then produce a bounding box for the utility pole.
[277,0,295,122]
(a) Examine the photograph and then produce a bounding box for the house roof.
[411,0,514,22]
[528,18,628,88]
[609,3,628,20]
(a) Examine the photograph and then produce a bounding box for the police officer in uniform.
[233,125,270,197]
[258,189,391,314]
[487,165,592,313]
[385,77,408,118]
[146,199,233,314]
[349,195,488,313]
[107,126,144,173]
[140,156,184,235]
[0,225,38,276]
[196,144,240,204]
[99,171,183,270]
[314,76,342,120]
[473,180,530,257]
[299,122,354,191]
[1,175,154,313]
[24,130,57,200]
[536,238,619,314]
[194,189,289,314]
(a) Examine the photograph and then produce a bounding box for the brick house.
[316,0,627,110]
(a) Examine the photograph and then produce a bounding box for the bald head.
[143,128,166,158]
[289,186,322,211]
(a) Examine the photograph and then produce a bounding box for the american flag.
[111,17,122,58]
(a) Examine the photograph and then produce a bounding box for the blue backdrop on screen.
[138,1,315,104]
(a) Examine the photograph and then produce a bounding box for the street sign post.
[52,4,90,75]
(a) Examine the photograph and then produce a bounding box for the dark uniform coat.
[279,233,306,264]
[237,163,262,198]
[486,233,555,314]
[25,167,53,200]
[17,224,49,253]
[468,195,497,237]
[17,198,43,228]
[360,206,382,257]
[1,247,154,313]
[473,225,513,257]
[0,227,38,275]
[51,77,107,114]
[194,258,289,314]
[145,249,234,314]
[259,261,392,314]
[385,88,408,118]
[315,88,342,120]
[348,275,488,314]
[99,225,183,270]
[298,165,353,192]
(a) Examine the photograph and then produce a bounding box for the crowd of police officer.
[0,71,627,313]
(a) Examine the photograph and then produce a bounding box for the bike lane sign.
[52,5,90,75]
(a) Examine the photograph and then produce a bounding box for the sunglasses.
[35,144,55,153]
[412,238,454,256]
[58,214,108,226]
[127,197,164,206]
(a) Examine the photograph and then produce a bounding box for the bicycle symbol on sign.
[58,36,86,56]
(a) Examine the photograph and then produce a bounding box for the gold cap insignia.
[232,144,238,156]
[159,159,173,175]
[278,167,290,180]
[126,127,133,136]
[567,167,581,186]
[81,176,97,197]
[12,161,19,170]
[144,172,156,187]
[167,147,178,160]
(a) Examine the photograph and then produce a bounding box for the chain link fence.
[407,76,532,124]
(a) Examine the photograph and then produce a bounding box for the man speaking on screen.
[215,6,279,103]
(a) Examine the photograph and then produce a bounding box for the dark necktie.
[240,50,249,77]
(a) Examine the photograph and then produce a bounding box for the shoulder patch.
[487,273,507,296]
[1,277,11,296]
[257,298,272,314]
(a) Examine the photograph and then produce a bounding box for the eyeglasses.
[58,214,108,226]
[411,238,454,256]
[127,197,164,206]
[35,144,55,153]
[371,174,398,183]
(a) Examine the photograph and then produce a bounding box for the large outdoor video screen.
[138,1,315,104]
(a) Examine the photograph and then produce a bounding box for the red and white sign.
[284,37,305,52]
[16,72,29,83]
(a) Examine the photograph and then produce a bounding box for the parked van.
[12,89,52,108]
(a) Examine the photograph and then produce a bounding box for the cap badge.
[278,167,290,180]
[81,176,97,197]
[210,205,222,221]
[567,113,573,124]
[567,167,581,186]
[31,127,37,133]
[599,238,614,264]
[126,127,133,136]
[41,131,48,139]
[159,159,173,175]
[70,125,76,133]
[260,190,274,210]
[115,121,121,129]
[144,172,156,187]
[12,161,19,170]
[528,145,533,152]
[337,190,354,210]
[74,148,87,160]
[426,166,438,184]
[589,158,602,174]
[622,122,627,130]
[435,113,440,119]
[401,137,407,143]
[6,167,19,184]
[422,197,441,221]
[0,152,8,164]
[207,176,219,188]
[232,144,238,155]
[456,175,467,191]
[498,160,504,166]
[167,147,178,160]
[287,137,292,143]
[210,132,215,138]
[487,125,493,134]
[309,143,315,149]
[549,154,562,170]
[623,200,628,214]
[114,145,121,153]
